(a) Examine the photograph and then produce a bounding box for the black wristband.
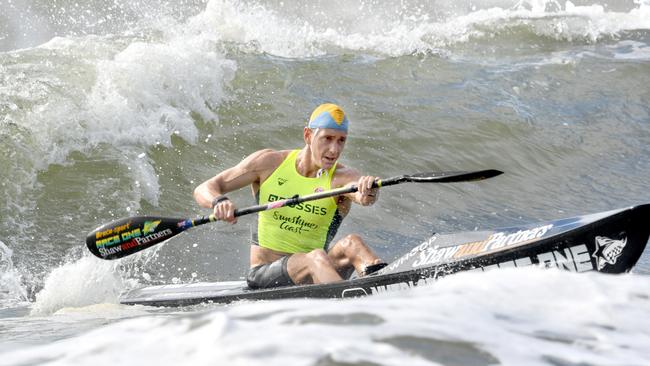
[211,195,229,208]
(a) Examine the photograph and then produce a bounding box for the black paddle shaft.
[86,169,502,260]
[234,169,503,217]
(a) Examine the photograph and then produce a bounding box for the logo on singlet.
[278,178,287,186]
[268,194,328,216]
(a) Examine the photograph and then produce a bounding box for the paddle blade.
[86,216,189,260]
[406,169,503,183]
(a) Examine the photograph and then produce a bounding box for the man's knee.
[307,249,333,266]
[345,233,364,244]
[339,234,365,252]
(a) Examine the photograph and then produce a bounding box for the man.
[194,103,387,289]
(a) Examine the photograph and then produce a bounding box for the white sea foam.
[1,20,236,304]
[4,268,650,366]
[189,0,650,58]
[29,243,165,316]
[0,240,29,307]
[2,12,236,208]
[29,256,124,316]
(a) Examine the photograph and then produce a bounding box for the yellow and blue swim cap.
[308,103,349,132]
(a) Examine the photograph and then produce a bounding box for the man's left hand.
[356,176,379,206]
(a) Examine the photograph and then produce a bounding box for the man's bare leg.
[327,234,383,276]
[287,249,343,285]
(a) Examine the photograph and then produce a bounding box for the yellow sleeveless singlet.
[255,149,341,253]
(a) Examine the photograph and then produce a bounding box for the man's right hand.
[213,198,237,224]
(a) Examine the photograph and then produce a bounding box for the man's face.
[306,128,347,170]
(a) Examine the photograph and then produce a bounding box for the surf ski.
[120,204,650,307]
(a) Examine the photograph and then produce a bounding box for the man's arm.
[193,149,278,223]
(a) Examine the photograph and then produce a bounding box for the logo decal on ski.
[409,224,554,268]
[592,235,627,270]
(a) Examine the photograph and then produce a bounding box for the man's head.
[304,103,349,170]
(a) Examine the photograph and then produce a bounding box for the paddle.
[86,169,503,260]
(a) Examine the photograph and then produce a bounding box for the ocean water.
[1,0,649,365]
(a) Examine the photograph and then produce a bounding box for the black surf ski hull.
[120,204,650,307]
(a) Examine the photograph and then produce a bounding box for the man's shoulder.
[244,149,292,171]
[249,148,290,163]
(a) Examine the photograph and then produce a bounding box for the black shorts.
[246,256,295,289]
